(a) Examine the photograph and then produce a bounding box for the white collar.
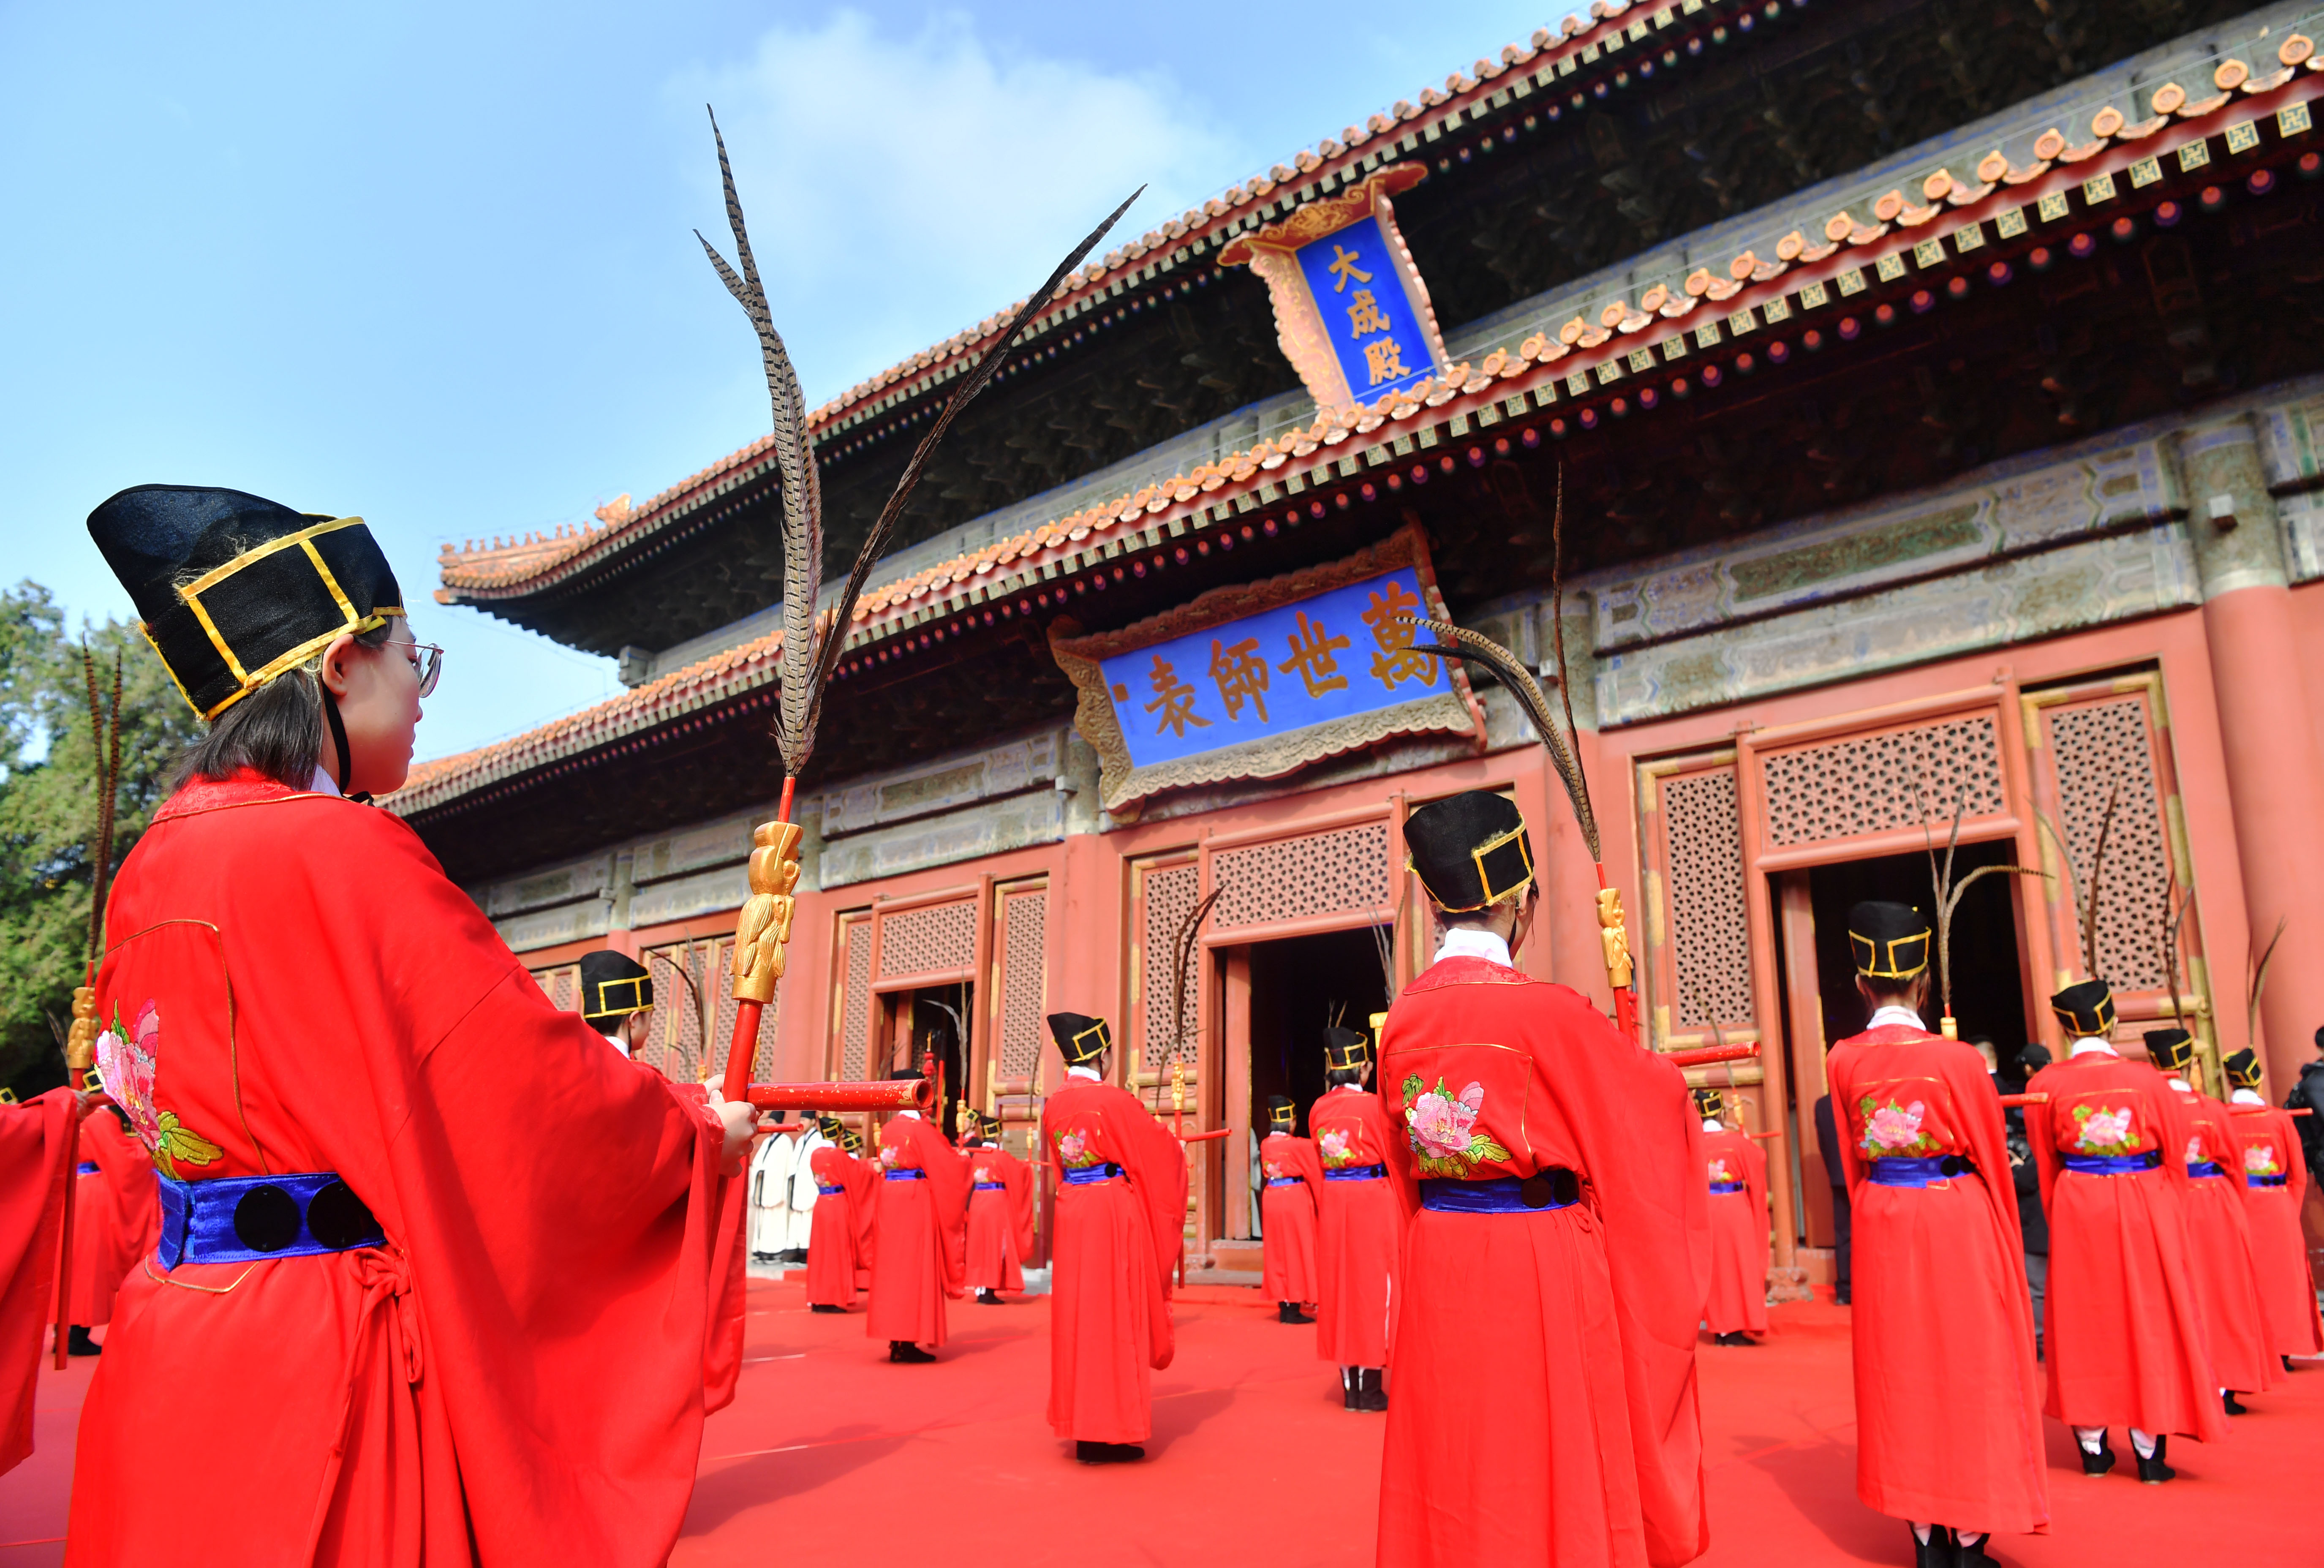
[1436,927,1512,966]
[598,1029,631,1059]
[2069,1036,2118,1059]
[1701,1118,1725,1133]
[308,764,343,798]
[2231,1088,2265,1105]
[2166,1077,2193,1093]
[1066,1064,1101,1081]
[896,1109,920,1120]
[1867,1004,1925,1031]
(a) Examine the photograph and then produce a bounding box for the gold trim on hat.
[163,516,405,720]
[1065,1020,1111,1061]
[1408,822,1536,914]
[1847,927,1931,980]
[582,974,652,1022]
[2049,990,2116,1036]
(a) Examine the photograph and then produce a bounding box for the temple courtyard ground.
[3,1277,2314,1564]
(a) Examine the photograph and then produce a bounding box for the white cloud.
[678,8,1243,406]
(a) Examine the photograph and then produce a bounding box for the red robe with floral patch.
[962,1143,1034,1293]
[66,771,740,1567]
[1309,1084,1410,1369]
[1698,1127,1768,1336]
[1826,1024,2047,1536]
[2169,1083,2280,1394]
[1258,1131,1323,1304]
[1377,956,1709,1568]
[55,1108,157,1331]
[1041,1077,1187,1444]
[0,1090,78,1478]
[865,1113,969,1346]
[2232,1105,2324,1356]
[2025,1048,2228,1443]
[805,1144,875,1308]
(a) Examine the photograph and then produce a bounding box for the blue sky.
[2,0,1551,761]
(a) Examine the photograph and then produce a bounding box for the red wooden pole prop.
[721,777,799,1105]
[2235,1105,2310,1116]
[52,1108,81,1370]
[1663,1040,1761,1070]
[746,1079,934,1115]
[1998,1093,2051,1107]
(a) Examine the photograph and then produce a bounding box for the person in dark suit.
[2009,1043,2052,1356]
[1813,1090,1850,1305]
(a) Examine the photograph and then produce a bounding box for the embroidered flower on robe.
[1856,1097,1940,1157]
[1262,1160,1284,1179]
[1708,1158,1735,1186]
[972,1165,991,1184]
[2185,1135,2207,1165]
[2072,1105,2137,1154]
[1318,1129,1354,1166]
[879,1143,901,1169]
[2245,1144,2281,1176]
[1057,1130,1101,1168]
[1398,1075,1513,1178]
[93,1001,221,1180]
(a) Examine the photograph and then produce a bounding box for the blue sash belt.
[1420,1173,1579,1213]
[1708,1180,1746,1194]
[76,1162,99,1176]
[974,1181,1006,1191]
[1264,1176,1302,1188]
[2249,1173,2289,1188]
[1061,1162,1124,1185]
[2062,1151,2161,1176]
[816,1184,846,1196]
[1325,1164,1387,1181]
[884,1168,927,1181]
[2187,1160,2224,1179]
[157,1172,382,1269]
[1867,1155,1978,1187]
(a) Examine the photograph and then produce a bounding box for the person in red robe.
[959,1111,1034,1303]
[805,1116,876,1312]
[1377,790,1709,1568]
[53,1095,158,1356]
[1258,1095,1322,1323]
[1693,1089,1769,1346]
[865,1067,971,1361]
[1039,1011,1186,1463]
[1823,901,2046,1568]
[67,486,759,1567]
[2148,1029,2280,1410]
[2223,1047,2324,1360]
[1312,1022,1410,1413]
[1,1089,80,1477]
[2025,978,2229,1486]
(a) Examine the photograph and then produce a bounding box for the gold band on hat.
[1065,1020,1110,1062]
[1409,822,1536,914]
[162,516,406,719]
[583,975,652,1022]
[1848,928,1931,980]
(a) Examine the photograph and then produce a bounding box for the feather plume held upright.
[1409,619,1599,861]
[694,105,1138,782]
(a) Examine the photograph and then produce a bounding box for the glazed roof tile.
[394,20,2324,817]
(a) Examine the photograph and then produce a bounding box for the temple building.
[394,0,2324,1287]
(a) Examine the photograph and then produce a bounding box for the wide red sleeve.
[1363,1092,1420,1220]
[2023,1064,2063,1215]
[911,1117,972,1297]
[1740,1131,1769,1218]
[1114,1093,1189,1364]
[2272,1110,2310,1202]
[0,1091,76,1477]
[1000,1150,1037,1257]
[1288,1134,1325,1199]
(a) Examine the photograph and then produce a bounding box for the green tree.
[0,582,200,1096]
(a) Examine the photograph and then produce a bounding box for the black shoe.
[2079,1430,2115,1476]
[1341,1369,1358,1411]
[977,1288,1002,1304]
[1911,1524,1953,1568]
[1075,1440,1144,1464]
[2224,1391,2248,1415]
[65,1326,100,1357]
[810,1303,846,1314]
[1713,1331,1754,1346]
[888,1341,936,1364]
[1359,1367,1389,1413]
[1278,1301,1314,1324]
[2135,1436,2174,1484]
[2286,1355,2298,1373]
[1954,1530,1998,1566]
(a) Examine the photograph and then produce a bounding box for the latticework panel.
[2050,696,2170,990]
[837,916,873,1081]
[1212,822,1391,929]
[1139,862,1200,1074]
[1662,770,1754,1029]
[535,964,580,1013]
[641,942,709,1082]
[701,939,771,1084]
[1761,713,2006,847]
[878,899,977,980]
[996,887,1049,1079]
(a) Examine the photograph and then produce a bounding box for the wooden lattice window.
[1760,712,2006,848]
[640,941,710,1083]
[1211,821,1391,931]
[1132,857,1200,1079]
[534,964,580,1013]
[833,912,873,1081]
[1639,755,1755,1045]
[992,883,1049,1085]
[878,899,977,983]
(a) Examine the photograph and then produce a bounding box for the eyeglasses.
[386,639,443,697]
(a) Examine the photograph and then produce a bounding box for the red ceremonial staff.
[690,109,1137,1112]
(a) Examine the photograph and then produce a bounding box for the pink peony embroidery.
[1262,1160,1283,1180]
[1864,1102,1927,1152]
[2186,1135,2207,1165]
[1408,1081,1484,1160]
[2076,1108,2134,1151]
[1058,1130,1098,1168]
[96,1001,163,1149]
[879,1143,900,1168]
[972,1165,991,1184]
[2245,1144,2280,1175]
[1318,1129,1352,1166]
[1708,1158,1734,1185]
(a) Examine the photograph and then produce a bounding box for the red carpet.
[3,1282,2315,1564]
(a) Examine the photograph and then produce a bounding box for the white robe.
[748,1125,825,1256]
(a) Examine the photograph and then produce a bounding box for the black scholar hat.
[87,484,405,721]
[2143,1028,2196,1075]
[579,950,653,1023]
[1323,1026,1371,1073]
[1404,790,1534,912]
[2050,979,2116,1038]
[2222,1047,2264,1091]
[1266,1094,1295,1132]
[816,1114,846,1140]
[1048,1012,1112,1066]
[1692,1087,1727,1119]
[1847,901,1931,981]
